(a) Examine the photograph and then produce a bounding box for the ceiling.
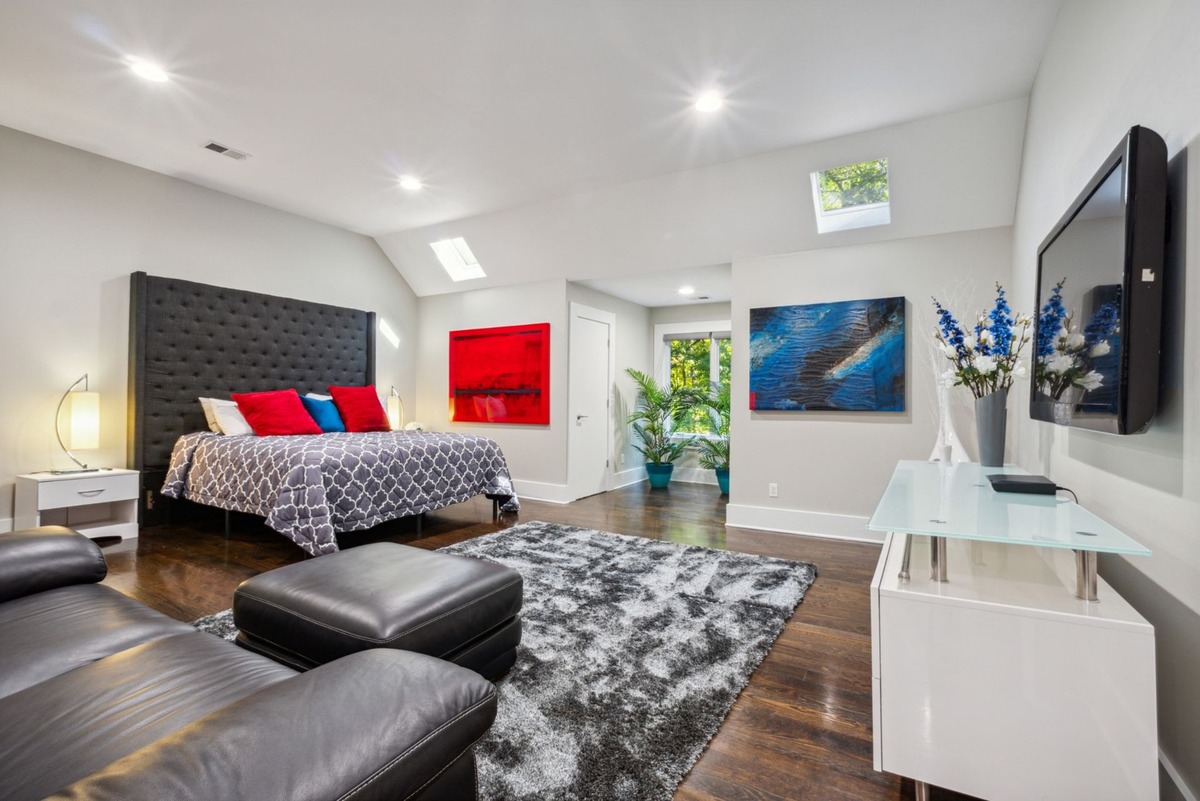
[577,263,732,308]
[0,1,1061,301]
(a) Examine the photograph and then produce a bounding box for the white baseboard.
[511,479,574,505]
[1162,748,1199,801]
[0,517,11,534]
[725,504,879,543]
[609,467,646,491]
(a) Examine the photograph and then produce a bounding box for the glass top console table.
[867,460,1150,601]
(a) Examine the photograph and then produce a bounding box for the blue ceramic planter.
[645,463,674,488]
[714,467,730,495]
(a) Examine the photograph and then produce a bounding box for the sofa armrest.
[45,649,497,801]
[0,526,106,603]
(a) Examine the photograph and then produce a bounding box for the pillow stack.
[200,385,393,437]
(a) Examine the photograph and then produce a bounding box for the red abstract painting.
[449,323,550,424]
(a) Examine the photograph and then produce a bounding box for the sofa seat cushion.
[0,630,296,801]
[0,583,195,700]
[233,541,523,674]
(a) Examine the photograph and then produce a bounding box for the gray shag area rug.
[193,520,817,800]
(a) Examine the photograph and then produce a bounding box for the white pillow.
[305,393,332,401]
[198,397,222,433]
[198,397,253,436]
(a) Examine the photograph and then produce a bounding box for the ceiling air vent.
[203,141,251,161]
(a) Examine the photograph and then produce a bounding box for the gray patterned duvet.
[162,431,519,556]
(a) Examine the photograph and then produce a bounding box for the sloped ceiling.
[0,1,1060,300]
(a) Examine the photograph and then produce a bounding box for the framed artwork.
[749,296,905,411]
[449,322,550,424]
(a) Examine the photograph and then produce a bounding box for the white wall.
[376,100,1028,296]
[415,280,570,500]
[1010,2,1200,796]
[0,125,418,529]
[729,227,1012,540]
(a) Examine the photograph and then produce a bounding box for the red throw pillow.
[328,385,391,432]
[232,390,323,436]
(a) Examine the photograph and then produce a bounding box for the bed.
[128,272,518,554]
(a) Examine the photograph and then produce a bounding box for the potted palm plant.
[696,382,730,494]
[625,368,696,488]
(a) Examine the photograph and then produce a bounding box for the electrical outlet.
[768,482,778,498]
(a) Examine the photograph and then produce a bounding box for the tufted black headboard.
[128,272,375,524]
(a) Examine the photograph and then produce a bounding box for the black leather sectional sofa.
[0,527,497,801]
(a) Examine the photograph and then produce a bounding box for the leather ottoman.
[233,542,522,680]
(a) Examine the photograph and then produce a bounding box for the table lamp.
[387,385,406,431]
[54,373,100,473]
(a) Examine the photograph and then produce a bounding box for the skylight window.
[430,237,485,281]
[810,158,891,234]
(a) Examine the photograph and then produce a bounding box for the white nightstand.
[14,469,139,541]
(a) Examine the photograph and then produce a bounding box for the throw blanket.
[162,431,519,556]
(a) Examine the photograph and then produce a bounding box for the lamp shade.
[386,394,403,431]
[65,391,100,450]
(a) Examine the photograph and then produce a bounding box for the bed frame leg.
[416,513,422,535]
[224,510,231,539]
[492,499,500,521]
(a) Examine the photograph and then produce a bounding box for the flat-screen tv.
[1030,125,1167,434]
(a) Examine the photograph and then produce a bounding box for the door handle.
[576,414,588,421]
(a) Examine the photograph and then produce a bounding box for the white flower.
[942,369,958,388]
[1065,332,1086,350]
[939,341,957,356]
[975,355,998,375]
[964,334,977,350]
[1076,370,1104,391]
[979,329,993,344]
[1046,353,1076,374]
[1013,362,1029,379]
[1090,341,1111,357]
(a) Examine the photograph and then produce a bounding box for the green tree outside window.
[818,158,889,212]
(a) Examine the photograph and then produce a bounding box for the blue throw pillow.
[301,395,346,433]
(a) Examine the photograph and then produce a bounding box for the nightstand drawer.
[36,472,139,510]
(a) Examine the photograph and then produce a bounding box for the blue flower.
[1036,279,1067,358]
[1084,295,1120,347]
[987,284,1014,356]
[932,297,969,359]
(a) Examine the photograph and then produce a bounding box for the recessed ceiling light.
[398,175,423,191]
[125,56,169,83]
[694,90,723,113]
[678,285,696,295]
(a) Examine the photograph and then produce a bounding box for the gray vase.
[974,388,1008,467]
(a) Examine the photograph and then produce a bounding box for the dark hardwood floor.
[98,482,975,801]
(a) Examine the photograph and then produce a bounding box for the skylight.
[810,158,891,234]
[431,237,485,281]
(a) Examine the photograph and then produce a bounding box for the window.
[430,237,485,281]
[666,331,731,434]
[810,157,891,234]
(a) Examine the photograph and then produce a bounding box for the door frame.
[567,302,617,500]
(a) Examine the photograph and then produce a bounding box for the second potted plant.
[625,368,696,488]
[696,382,731,494]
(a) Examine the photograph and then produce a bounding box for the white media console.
[868,460,1157,801]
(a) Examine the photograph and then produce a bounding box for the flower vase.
[974,388,1008,467]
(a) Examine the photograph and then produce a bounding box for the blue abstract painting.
[749,296,905,411]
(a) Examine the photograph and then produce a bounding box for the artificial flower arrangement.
[932,284,1031,399]
[1033,278,1119,400]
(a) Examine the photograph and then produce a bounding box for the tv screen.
[1030,125,1167,434]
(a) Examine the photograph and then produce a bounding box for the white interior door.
[568,304,614,500]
